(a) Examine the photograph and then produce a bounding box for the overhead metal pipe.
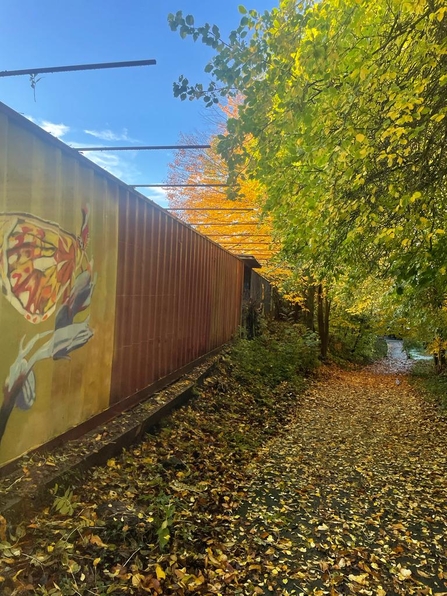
[193,222,260,226]
[168,207,253,211]
[205,234,272,237]
[0,59,156,78]
[77,145,211,152]
[132,182,222,187]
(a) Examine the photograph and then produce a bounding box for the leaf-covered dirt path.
[241,357,447,595]
[3,345,447,595]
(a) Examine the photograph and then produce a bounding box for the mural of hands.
[0,208,94,443]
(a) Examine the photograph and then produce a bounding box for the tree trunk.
[434,349,447,374]
[317,284,330,359]
[351,321,363,353]
[304,285,316,331]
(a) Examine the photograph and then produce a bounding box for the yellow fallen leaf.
[0,516,7,542]
[155,564,166,580]
[398,568,412,580]
[90,534,106,547]
[392,523,405,530]
[348,573,368,585]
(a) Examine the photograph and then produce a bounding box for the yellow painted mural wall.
[0,108,118,466]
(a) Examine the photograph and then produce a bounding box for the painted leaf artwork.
[0,208,95,444]
[0,208,90,323]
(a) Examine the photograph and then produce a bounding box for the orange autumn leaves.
[165,109,277,267]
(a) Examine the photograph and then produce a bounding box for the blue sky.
[0,0,276,207]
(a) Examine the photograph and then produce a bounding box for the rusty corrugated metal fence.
[0,101,255,468]
[110,191,244,403]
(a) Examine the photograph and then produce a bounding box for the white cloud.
[139,187,169,208]
[20,121,144,186]
[77,151,167,206]
[40,120,70,138]
[74,148,141,183]
[23,115,70,139]
[83,128,138,143]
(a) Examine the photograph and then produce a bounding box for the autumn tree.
[166,134,276,264]
[169,0,447,357]
[165,102,284,278]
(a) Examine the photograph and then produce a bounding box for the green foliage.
[170,0,447,351]
[168,7,274,107]
[51,484,78,516]
[153,492,175,551]
[410,360,447,410]
[230,322,319,395]
[402,338,426,358]
[373,337,389,360]
[330,329,387,365]
[241,299,264,339]
[327,280,390,364]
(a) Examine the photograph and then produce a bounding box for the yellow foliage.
[428,336,447,356]
[166,100,284,282]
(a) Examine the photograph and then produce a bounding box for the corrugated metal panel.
[110,195,244,405]
[0,102,118,466]
[0,100,246,467]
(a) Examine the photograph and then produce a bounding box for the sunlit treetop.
[169,0,447,291]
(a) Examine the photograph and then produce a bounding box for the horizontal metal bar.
[78,145,211,153]
[131,181,224,186]
[205,234,271,237]
[168,207,253,211]
[192,222,260,226]
[0,59,156,78]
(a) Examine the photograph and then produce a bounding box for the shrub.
[230,322,319,397]
[329,315,387,364]
[402,338,426,358]
[410,360,447,410]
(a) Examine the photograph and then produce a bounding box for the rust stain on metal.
[110,193,244,405]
